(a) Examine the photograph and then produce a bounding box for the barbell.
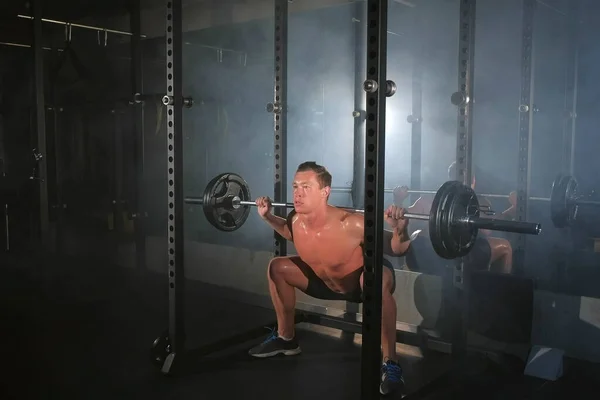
[184,173,542,259]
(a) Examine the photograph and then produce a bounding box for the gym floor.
[1,250,599,400]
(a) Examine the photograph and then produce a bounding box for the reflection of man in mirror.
[393,162,513,274]
[447,162,513,273]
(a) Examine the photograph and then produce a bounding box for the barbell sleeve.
[185,197,204,205]
[469,217,541,235]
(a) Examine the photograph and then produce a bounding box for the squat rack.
[160,1,541,400]
[161,0,450,393]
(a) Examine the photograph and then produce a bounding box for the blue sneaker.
[380,360,405,395]
[248,330,301,358]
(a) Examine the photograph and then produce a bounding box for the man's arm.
[262,213,293,241]
[383,226,411,256]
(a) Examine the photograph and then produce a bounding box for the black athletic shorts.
[405,233,491,273]
[290,256,397,303]
[284,209,396,303]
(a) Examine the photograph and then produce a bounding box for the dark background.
[1,0,600,375]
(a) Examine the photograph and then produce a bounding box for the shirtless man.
[248,161,410,396]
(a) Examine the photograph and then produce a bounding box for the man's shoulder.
[338,209,364,235]
[330,206,360,220]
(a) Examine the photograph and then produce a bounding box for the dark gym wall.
[181,19,274,251]
[522,0,575,289]
[131,15,276,253]
[575,0,600,190]
[139,36,168,239]
[414,0,460,189]
[472,0,522,196]
[0,47,37,248]
[418,0,574,197]
[47,31,134,257]
[470,0,591,293]
[385,2,414,191]
[529,1,570,198]
[0,18,136,253]
[286,4,355,205]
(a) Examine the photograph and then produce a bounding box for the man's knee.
[490,237,512,254]
[268,257,289,281]
[500,239,513,253]
[268,256,303,283]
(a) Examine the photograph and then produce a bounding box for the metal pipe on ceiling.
[17,14,146,38]
[0,41,63,51]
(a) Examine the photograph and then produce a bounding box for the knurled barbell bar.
[384,187,550,202]
[184,173,541,260]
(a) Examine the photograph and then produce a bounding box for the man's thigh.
[286,257,363,302]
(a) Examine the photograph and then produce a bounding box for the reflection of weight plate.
[429,181,479,259]
[151,330,171,367]
[550,174,577,228]
[202,173,252,232]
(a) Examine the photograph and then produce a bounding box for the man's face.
[292,170,329,213]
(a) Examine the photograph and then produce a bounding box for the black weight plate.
[429,181,479,259]
[202,173,252,232]
[447,183,480,258]
[429,181,456,259]
[550,174,578,228]
[430,185,444,259]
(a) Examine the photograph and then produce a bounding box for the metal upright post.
[130,0,147,269]
[273,0,288,258]
[352,0,366,210]
[164,0,185,374]
[362,0,388,399]
[33,0,50,249]
[452,0,476,357]
[563,1,579,176]
[515,0,536,271]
